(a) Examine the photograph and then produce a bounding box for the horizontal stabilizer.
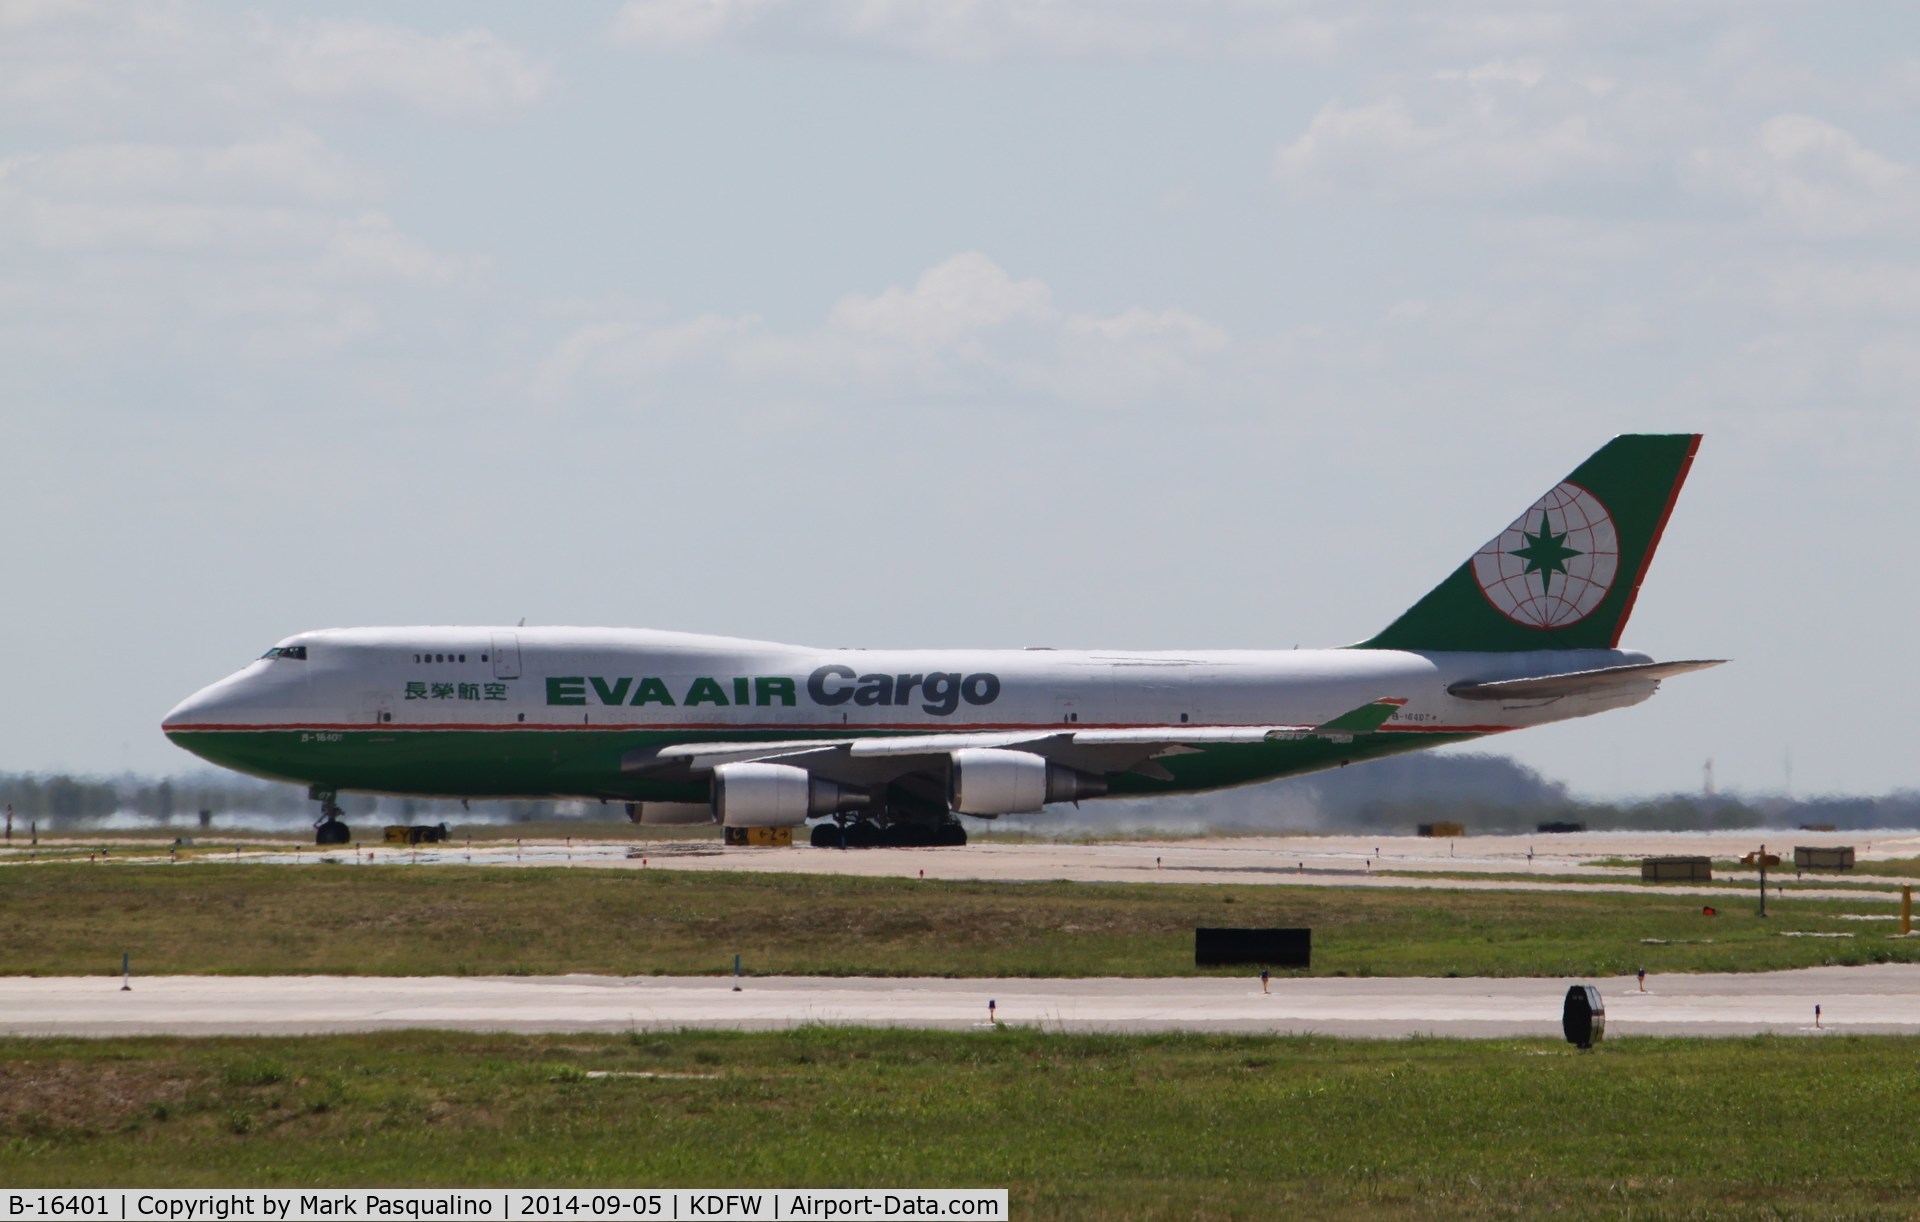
[1448,659,1725,702]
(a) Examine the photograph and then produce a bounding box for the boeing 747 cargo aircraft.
[164,435,1721,847]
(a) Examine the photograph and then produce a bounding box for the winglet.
[1279,697,1408,743]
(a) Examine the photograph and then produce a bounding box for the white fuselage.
[165,626,1656,737]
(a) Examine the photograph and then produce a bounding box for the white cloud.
[1363,289,1657,368]
[1409,9,1576,58]
[0,4,193,121]
[1063,306,1228,350]
[0,0,102,31]
[0,125,479,377]
[825,252,1052,347]
[1685,114,1920,238]
[1049,307,1230,401]
[539,253,1230,407]
[612,0,1352,60]
[267,20,548,117]
[1880,55,1920,106]
[0,7,545,127]
[535,313,753,404]
[612,0,775,51]
[0,132,468,279]
[1856,336,1920,397]
[4,129,371,205]
[318,212,477,283]
[1685,254,1920,323]
[1273,65,1634,200]
[605,0,1749,62]
[2,196,318,254]
[754,253,1228,400]
[1481,215,1664,272]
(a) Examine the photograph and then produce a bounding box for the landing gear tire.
[313,800,350,846]
[896,820,966,847]
[829,819,967,848]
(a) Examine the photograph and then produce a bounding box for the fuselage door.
[491,633,522,680]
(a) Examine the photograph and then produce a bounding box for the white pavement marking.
[4,965,1916,1039]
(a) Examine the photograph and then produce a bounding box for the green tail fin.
[1356,434,1700,653]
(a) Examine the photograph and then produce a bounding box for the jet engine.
[624,801,716,826]
[948,748,1108,815]
[710,762,869,828]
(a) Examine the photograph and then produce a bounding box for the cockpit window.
[261,645,309,661]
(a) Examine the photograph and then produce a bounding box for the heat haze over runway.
[26,829,1912,904]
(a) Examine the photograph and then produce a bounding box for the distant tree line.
[0,771,566,825]
[1008,753,1920,836]
[1304,755,1920,833]
[5,756,1918,833]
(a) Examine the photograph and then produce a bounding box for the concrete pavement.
[4,965,1913,1039]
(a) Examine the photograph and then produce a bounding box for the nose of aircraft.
[162,665,265,736]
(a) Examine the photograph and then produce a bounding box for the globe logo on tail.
[1471,482,1619,628]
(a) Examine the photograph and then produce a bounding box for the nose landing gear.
[310,786,351,846]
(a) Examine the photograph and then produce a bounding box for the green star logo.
[1508,510,1583,597]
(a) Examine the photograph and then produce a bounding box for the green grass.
[5,863,1918,978]
[1381,866,1905,892]
[4,1029,1920,1217]
[1843,856,1920,879]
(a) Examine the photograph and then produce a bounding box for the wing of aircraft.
[620,698,1411,819]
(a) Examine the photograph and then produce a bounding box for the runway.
[4,965,1914,1039]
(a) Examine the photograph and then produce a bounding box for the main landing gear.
[810,818,967,849]
[310,786,351,846]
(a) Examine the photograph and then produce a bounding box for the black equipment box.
[1195,927,1310,968]
[1562,984,1605,1049]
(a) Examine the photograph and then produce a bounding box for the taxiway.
[3,965,1912,1039]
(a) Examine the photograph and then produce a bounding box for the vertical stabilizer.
[1356,434,1699,653]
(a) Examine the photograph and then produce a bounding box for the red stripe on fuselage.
[161,721,1513,735]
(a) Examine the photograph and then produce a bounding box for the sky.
[4,1,1917,799]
